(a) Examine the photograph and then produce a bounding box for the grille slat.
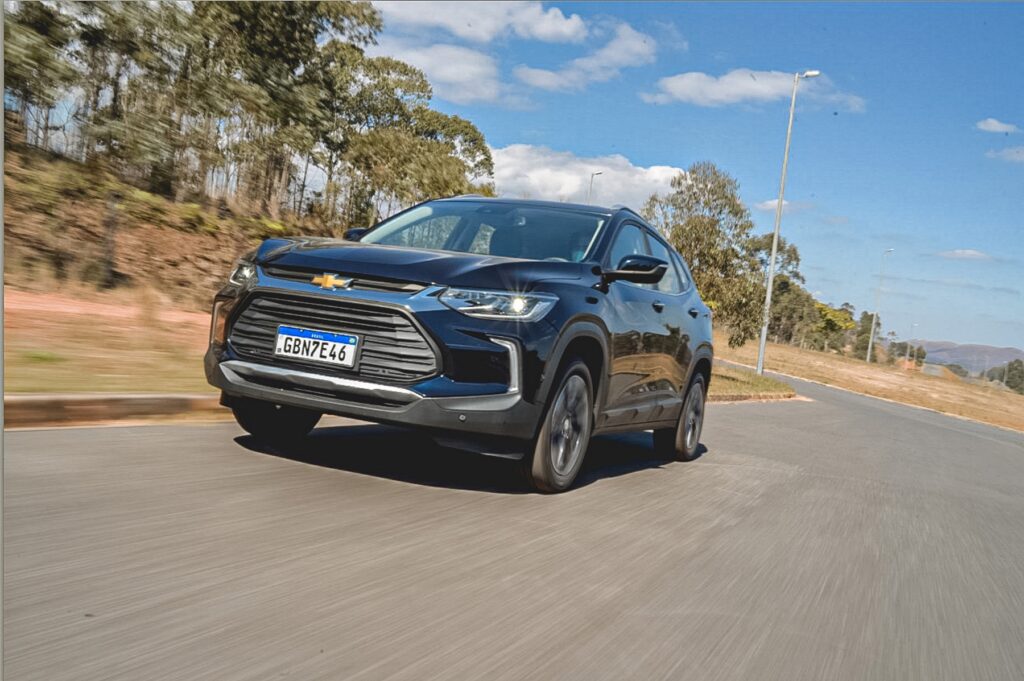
[262,265,427,293]
[229,293,439,384]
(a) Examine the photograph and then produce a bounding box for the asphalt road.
[5,377,1024,681]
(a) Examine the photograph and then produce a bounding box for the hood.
[256,237,592,290]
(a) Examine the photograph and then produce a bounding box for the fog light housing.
[210,301,230,345]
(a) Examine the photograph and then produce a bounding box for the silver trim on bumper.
[489,337,521,395]
[220,360,422,404]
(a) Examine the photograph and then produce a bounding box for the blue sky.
[371,2,1024,349]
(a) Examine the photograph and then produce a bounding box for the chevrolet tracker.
[206,197,714,492]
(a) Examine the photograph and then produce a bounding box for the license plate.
[274,325,359,368]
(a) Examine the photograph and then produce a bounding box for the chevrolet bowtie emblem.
[312,273,352,290]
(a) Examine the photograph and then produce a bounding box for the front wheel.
[654,373,706,461]
[523,360,594,493]
[231,398,321,445]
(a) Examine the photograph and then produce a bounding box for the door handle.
[688,308,699,318]
[652,301,665,313]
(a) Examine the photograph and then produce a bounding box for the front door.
[601,223,678,426]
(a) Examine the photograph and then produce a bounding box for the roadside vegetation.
[3,287,793,402]
[4,1,1017,411]
[716,333,1024,432]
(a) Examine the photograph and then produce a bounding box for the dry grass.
[4,287,794,405]
[4,287,212,393]
[715,332,1024,432]
[709,364,795,399]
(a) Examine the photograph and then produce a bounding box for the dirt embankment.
[3,145,302,309]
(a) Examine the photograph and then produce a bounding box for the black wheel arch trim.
[536,317,611,426]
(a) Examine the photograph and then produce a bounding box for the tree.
[747,233,803,283]
[854,311,881,362]
[809,302,856,353]
[767,275,818,345]
[3,1,75,145]
[643,162,764,347]
[987,359,1023,394]
[4,0,491,229]
[945,364,969,378]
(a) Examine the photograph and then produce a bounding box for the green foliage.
[643,162,764,347]
[945,363,969,378]
[810,301,857,353]
[179,204,211,233]
[853,311,881,362]
[986,359,1024,394]
[747,233,803,283]
[4,0,490,231]
[123,188,170,227]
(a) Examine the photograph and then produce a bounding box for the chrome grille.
[228,293,438,384]
[261,265,426,293]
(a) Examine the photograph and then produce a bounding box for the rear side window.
[607,224,649,268]
[644,233,685,294]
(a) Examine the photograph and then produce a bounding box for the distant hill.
[905,340,1024,374]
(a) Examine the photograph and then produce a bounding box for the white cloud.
[491,144,682,208]
[368,38,522,106]
[374,1,587,43]
[976,118,1020,134]
[513,23,656,92]
[641,68,865,112]
[986,146,1024,163]
[754,198,815,214]
[754,199,788,212]
[935,249,993,261]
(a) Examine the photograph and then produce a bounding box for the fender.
[534,317,611,427]
[683,340,715,392]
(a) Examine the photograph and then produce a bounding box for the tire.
[654,373,706,462]
[232,398,321,444]
[523,360,594,493]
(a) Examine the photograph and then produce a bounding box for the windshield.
[359,201,607,262]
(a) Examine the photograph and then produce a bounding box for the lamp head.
[801,70,822,78]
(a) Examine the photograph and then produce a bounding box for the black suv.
[206,198,713,491]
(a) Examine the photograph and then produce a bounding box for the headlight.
[228,260,256,286]
[440,288,557,321]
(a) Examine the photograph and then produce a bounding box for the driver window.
[644,234,684,294]
[607,224,649,270]
[389,214,460,250]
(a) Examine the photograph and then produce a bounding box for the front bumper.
[207,269,563,442]
[207,354,541,439]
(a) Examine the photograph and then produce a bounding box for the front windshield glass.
[360,201,607,263]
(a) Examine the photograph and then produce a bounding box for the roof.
[437,195,639,217]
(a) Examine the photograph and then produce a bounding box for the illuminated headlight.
[440,288,557,321]
[228,260,256,287]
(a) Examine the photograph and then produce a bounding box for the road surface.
[5,377,1024,680]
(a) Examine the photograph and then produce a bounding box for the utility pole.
[755,69,821,375]
[586,171,603,203]
[865,248,894,363]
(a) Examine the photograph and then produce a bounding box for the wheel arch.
[539,319,610,424]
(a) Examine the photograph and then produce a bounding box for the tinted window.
[362,201,607,262]
[607,224,649,270]
[674,255,693,290]
[645,234,684,294]
[378,212,460,250]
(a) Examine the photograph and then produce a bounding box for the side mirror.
[604,254,668,284]
[344,228,368,241]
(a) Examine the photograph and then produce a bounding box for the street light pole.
[865,248,894,363]
[587,171,603,203]
[756,69,820,375]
